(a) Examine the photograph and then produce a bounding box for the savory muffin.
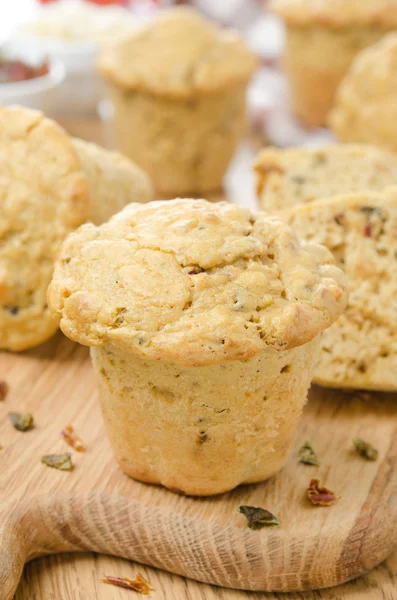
[0,105,152,351]
[271,0,397,126]
[98,8,257,197]
[330,33,397,153]
[72,138,153,225]
[284,188,397,390]
[48,199,346,495]
[254,144,397,212]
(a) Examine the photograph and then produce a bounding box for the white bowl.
[0,57,65,114]
[8,35,108,114]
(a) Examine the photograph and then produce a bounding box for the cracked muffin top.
[0,105,90,351]
[270,0,397,28]
[48,199,347,366]
[98,7,257,98]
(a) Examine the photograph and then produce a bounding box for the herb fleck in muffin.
[98,8,257,197]
[330,33,397,153]
[271,0,397,126]
[0,105,152,351]
[48,199,346,495]
[284,188,397,390]
[254,144,397,212]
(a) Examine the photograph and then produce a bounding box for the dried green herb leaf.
[334,212,345,225]
[41,453,73,471]
[360,206,384,217]
[291,175,306,185]
[102,574,152,594]
[313,152,327,166]
[3,305,19,315]
[8,412,34,431]
[0,380,9,401]
[239,505,280,529]
[353,439,378,461]
[307,479,340,506]
[299,440,320,466]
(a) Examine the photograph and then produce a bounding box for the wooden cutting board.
[1,334,397,600]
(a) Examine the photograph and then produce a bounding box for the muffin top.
[0,105,90,351]
[270,0,397,28]
[330,33,397,153]
[48,199,347,366]
[254,144,397,212]
[98,7,257,97]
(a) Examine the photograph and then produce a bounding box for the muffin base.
[284,26,388,127]
[108,84,247,197]
[91,339,318,496]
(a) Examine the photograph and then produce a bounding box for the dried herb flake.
[360,206,384,217]
[239,505,280,529]
[8,412,34,431]
[102,574,152,594]
[3,305,19,315]
[41,453,73,471]
[353,439,378,461]
[61,425,86,452]
[299,440,320,466]
[307,479,340,506]
[0,380,9,401]
[363,224,372,237]
[188,266,204,275]
[334,212,345,225]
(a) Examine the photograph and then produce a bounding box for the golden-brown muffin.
[98,8,257,197]
[284,188,397,391]
[271,0,397,126]
[330,33,397,152]
[48,199,346,495]
[72,137,153,225]
[0,105,152,351]
[254,144,397,212]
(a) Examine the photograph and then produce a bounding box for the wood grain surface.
[0,117,397,600]
[1,329,397,598]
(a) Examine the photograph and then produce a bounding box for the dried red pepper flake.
[307,479,340,506]
[61,425,86,452]
[363,224,372,237]
[0,380,9,401]
[102,574,153,594]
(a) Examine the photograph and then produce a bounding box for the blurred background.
[0,0,332,149]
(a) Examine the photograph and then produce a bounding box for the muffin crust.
[0,105,152,351]
[0,106,89,351]
[254,144,397,212]
[49,199,347,366]
[271,0,397,28]
[98,7,257,98]
[284,188,397,390]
